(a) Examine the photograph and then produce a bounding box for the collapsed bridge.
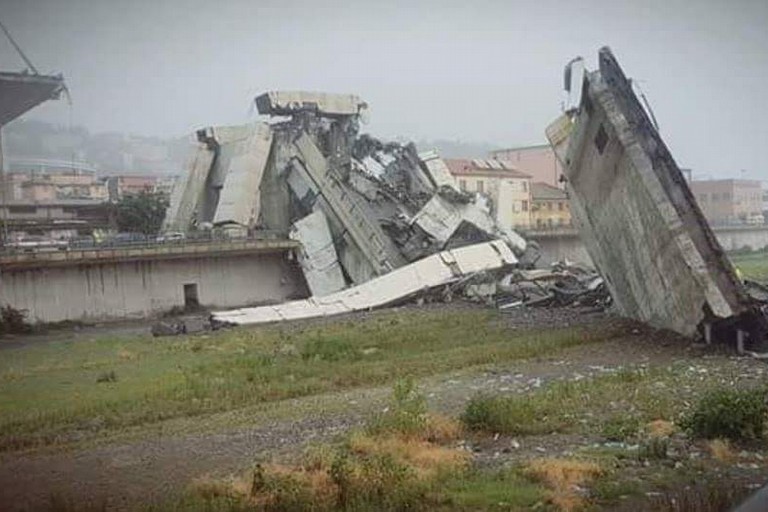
[164,91,530,299]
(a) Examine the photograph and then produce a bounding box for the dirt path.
[0,329,719,512]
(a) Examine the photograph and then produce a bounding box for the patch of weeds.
[591,477,644,503]
[602,415,641,441]
[649,481,749,512]
[643,419,677,438]
[680,387,767,441]
[180,381,470,512]
[707,438,737,463]
[300,336,361,362]
[0,305,32,335]
[436,467,544,510]
[462,368,679,438]
[638,436,669,461]
[461,394,545,435]
[332,450,425,511]
[367,377,427,438]
[526,458,603,512]
[95,370,117,383]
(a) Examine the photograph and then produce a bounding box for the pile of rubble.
[446,260,610,309]
[164,91,532,299]
[495,262,610,310]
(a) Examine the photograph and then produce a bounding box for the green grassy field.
[730,250,768,281]
[0,309,620,452]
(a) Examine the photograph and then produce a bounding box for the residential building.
[531,182,571,229]
[690,179,764,225]
[0,199,111,240]
[763,187,768,220]
[489,144,563,189]
[106,175,159,200]
[444,158,532,230]
[2,159,108,202]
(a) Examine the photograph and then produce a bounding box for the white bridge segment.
[211,240,517,326]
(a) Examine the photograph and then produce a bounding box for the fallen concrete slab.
[211,240,517,326]
[546,47,767,348]
[289,210,346,297]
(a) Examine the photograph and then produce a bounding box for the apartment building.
[690,179,764,225]
[2,159,107,202]
[445,158,532,230]
[489,144,563,189]
[531,182,571,229]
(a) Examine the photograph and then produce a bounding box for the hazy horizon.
[2,0,767,180]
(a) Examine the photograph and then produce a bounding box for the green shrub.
[0,305,31,334]
[601,416,641,442]
[461,394,540,435]
[638,436,669,460]
[680,388,767,441]
[328,447,424,511]
[96,371,117,384]
[367,377,427,437]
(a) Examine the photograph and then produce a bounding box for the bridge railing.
[0,230,290,255]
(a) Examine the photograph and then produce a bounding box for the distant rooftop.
[489,143,552,154]
[444,158,531,179]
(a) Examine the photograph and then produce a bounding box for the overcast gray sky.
[1,0,766,180]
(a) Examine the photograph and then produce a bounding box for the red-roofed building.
[444,158,532,229]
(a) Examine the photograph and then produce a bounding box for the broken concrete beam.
[213,123,273,227]
[419,150,460,191]
[163,138,216,233]
[289,210,346,297]
[293,132,406,276]
[211,240,517,326]
[546,47,766,343]
[254,91,368,117]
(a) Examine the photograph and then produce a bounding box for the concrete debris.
[212,240,518,326]
[151,315,211,337]
[496,261,610,310]
[166,90,531,300]
[546,47,768,349]
[288,210,346,297]
[254,91,368,118]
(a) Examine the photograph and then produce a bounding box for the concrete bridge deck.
[0,238,301,270]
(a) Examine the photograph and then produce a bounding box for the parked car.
[157,232,186,243]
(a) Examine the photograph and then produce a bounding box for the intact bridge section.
[0,238,307,323]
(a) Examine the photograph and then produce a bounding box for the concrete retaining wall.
[0,253,307,323]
